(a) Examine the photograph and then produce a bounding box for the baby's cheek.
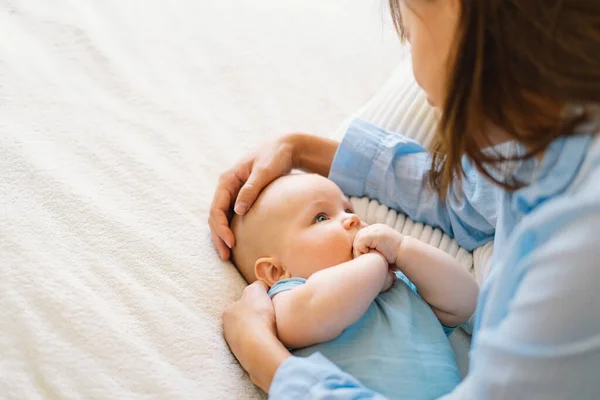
[299,246,343,273]
[292,232,352,273]
[287,241,331,276]
[325,237,353,265]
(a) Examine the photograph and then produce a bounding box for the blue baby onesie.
[268,272,461,400]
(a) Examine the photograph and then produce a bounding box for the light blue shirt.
[268,273,460,400]
[269,119,600,399]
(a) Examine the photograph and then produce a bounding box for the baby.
[231,173,478,399]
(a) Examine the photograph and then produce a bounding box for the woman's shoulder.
[506,137,600,290]
[567,135,600,199]
[514,135,600,247]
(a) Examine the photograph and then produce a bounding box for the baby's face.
[264,174,362,279]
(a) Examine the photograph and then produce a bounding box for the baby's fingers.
[352,246,365,259]
[352,232,372,258]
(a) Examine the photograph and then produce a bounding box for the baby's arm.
[354,224,479,327]
[272,252,390,349]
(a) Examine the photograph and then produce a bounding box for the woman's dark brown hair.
[390,0,600,195]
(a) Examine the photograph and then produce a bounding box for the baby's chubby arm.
[353,224,479,327]
[272,252,393,349]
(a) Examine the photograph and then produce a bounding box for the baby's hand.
[353,224,403,266]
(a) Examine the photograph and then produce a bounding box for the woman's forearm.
[241,329,292,392]
[222,281,292,394]
[288,133,339,177]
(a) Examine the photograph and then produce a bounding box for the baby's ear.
[255,257,287,287]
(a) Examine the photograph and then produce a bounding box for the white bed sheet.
[0,1,403,399]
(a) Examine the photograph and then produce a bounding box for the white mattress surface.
[0,1,402,399]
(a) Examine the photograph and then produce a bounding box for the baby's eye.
[313,213,329,224]
[345,208,353,214]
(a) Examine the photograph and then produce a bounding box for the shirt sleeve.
[268,278,307,298]
[329,119,499,251]
[269,353,389,400]
[439,211,600,400]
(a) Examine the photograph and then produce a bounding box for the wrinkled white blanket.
[0,1,403,399]
[1,0,494,398]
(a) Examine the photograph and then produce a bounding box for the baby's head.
[231,174,361,286]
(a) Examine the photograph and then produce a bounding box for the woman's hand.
[209,138,296,260]
[209,133,339,260]
[222,281,291,392]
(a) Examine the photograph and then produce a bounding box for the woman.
[210,0,600,398]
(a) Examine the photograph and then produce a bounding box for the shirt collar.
[511,132,595,215]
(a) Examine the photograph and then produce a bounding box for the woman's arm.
[273,253,390,349]
[439,211,600,400]
[270,353,389,399]
[289,132,339,177]
[329,119,499,251]
[211,119,498,259]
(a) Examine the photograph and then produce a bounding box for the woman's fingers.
[222,280,274,341]
[208,203,235,259]
[234,166,277,215]
[209,217,231,260]
[209,167,247,256]
[210,137,295,258]
[209,191,235,243]
[234,140,295,215]
[243,279,270,300]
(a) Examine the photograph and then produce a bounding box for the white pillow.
[330,60,494,286]
[350,196,473,272]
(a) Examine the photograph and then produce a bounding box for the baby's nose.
[343,214,361,230]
